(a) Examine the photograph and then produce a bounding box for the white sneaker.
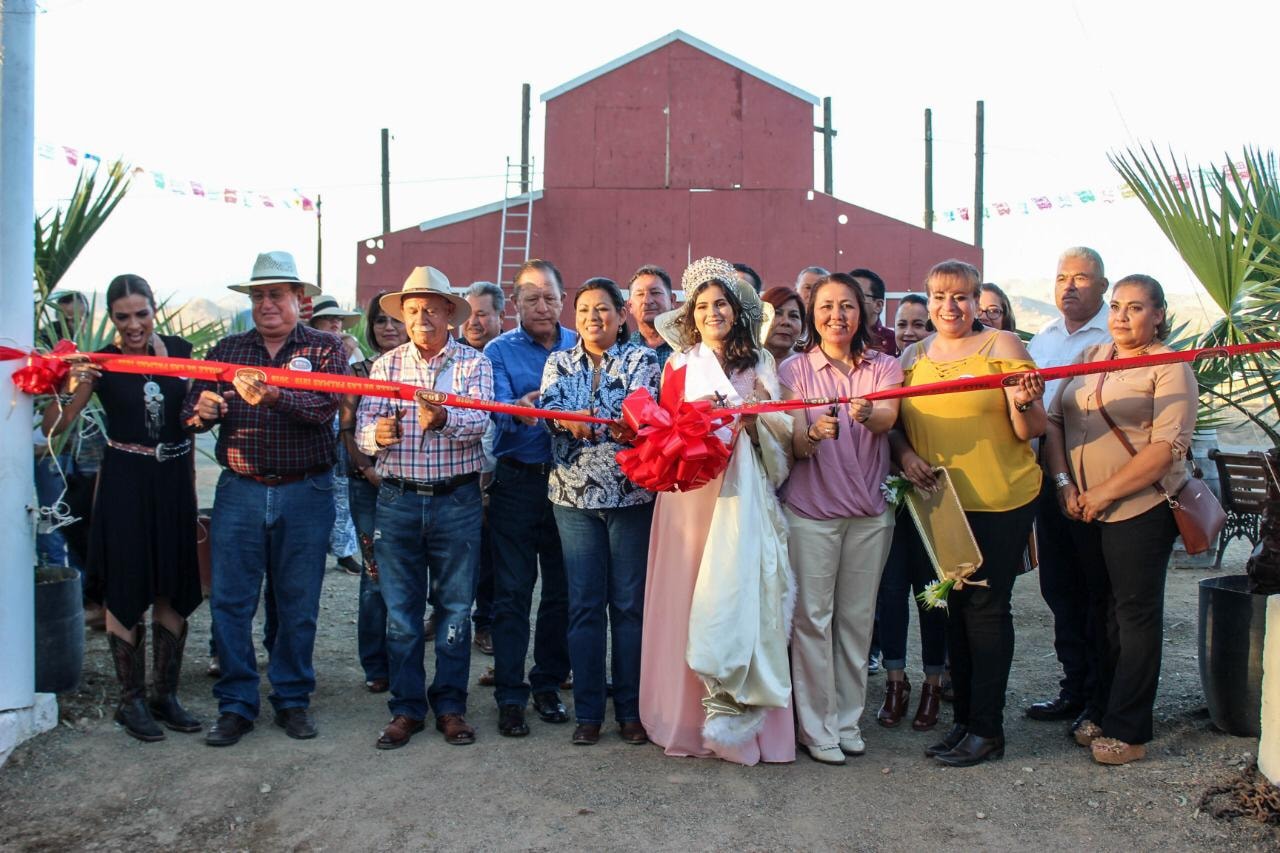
[805,744,847,765]
[839,729,866,756]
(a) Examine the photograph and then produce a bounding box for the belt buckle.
[260,473,283,485]
[156,442,187,462]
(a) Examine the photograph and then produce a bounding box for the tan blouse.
[1048,343,1197,522]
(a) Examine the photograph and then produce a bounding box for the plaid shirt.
[355,337,492,482]
[182,323,345,476]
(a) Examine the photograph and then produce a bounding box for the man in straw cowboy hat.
[355,265,493,749]
[182,250,347,747]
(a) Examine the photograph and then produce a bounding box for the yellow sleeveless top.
[900,334,1042,512]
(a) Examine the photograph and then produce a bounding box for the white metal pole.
[0,0,39,713]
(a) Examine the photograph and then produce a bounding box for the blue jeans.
[349,474,388,682]
[489,459,569,707]
[472,510,495,632]
[876,515,947,675]
[374,478,482,719]
[329,443,358,559]
[553,501,653,724]
[210,469,335,719]
[35,453,77,569]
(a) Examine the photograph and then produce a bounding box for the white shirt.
[1028,304,1111,403]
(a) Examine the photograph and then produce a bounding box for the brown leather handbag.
[1094,371,1226,554]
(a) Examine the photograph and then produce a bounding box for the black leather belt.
[498,457,552,476]
[383,472,479,496]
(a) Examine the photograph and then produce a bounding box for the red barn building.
[355,30,979,318]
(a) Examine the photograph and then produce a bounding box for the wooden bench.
[1208,448,1271,569]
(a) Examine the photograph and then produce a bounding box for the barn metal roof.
[539,30,820,106]
[417,191,544,232]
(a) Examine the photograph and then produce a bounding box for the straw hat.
[227,251,321,296]
[309,295,361,329]
[654,256,773,352]
[378,266,471,326]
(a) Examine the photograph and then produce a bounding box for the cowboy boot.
[149,621,202,733]
[108,627,164,742]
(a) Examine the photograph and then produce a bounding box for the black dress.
[86,335,202,627]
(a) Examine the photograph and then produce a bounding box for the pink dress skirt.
[638,472,796,765]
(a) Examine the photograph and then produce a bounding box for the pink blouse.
[777,348,903,520]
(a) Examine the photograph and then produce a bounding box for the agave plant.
[1109,146,1280,447]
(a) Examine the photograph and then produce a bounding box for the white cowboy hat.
[655,256,773,353]
[379,266,471,326]
[308,294,361,329]
[227,251,321,296]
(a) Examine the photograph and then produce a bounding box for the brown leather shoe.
[912,682,942,731]
[436,713,476,745]
[478,665,495,687]
[376,715,424,750]
[474,628,494,656]
[364,678,390,694]
[876,678,911,727]
[619,721,649,744]
[572,723,601,745]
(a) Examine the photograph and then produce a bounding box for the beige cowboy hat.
[308,294,361,329]
[379,266,471,326]
[655,256,774,352]
[227,250,322,296]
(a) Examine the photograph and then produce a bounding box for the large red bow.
[616,367,733,492]
[8,340,76,395]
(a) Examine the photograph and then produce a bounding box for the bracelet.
[1053,472,1073,490]
[57,393,74,406]
[1015,399,1033,413]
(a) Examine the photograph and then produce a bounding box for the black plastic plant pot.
[1197,574,1269,737]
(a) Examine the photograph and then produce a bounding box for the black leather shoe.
[1025,695,1084,721]
[205,711,254,747]
[1067,709,1091,739]
[498,704,530,737]
[274,707,318,740]
[934,733,1005,767]
[532,691,568,724]
[924,723,968,757]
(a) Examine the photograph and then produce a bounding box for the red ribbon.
[616,367,734,492]
[0,341,612,425]
[9,340,76,395]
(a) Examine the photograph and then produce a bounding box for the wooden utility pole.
[520,83,531,194]
[315,194,323,290]
[380,128,391,234]
[924,108,934,231]
[974,100,985,248]
[813,97,837,195]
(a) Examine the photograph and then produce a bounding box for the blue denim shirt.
[539,340,659,509]
[484,324,577,464]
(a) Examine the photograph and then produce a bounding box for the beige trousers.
[786,507,896,748]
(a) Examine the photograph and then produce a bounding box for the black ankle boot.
[934,732,1005,767]
[924,723,968,757]
[108,628,165,742]
[149,622,201,733]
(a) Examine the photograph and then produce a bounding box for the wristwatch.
[1015,399,1033,413]
[1053,472,1073,490]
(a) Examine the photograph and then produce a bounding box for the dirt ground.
[3,438,1278,851]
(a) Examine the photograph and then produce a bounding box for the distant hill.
[996,278,1224,336]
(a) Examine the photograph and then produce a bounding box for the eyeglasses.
[372,316,402,325]
[979,306,1005,317]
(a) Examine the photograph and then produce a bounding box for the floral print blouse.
[539,340,660,509]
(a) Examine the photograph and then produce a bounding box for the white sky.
[32,0,1279,313]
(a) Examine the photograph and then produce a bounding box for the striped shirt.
[182,324,345,476]
[355,337,492,482]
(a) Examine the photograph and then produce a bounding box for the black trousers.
[1035,477,1096,702]
[950,499,1038,738]
[1069,502,1178,744]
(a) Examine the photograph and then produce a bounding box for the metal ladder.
[496,156,535,287]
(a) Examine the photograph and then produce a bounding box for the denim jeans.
[349,474,388,682]
[374,478,482,719]
[210,469,335,719]
[877,517,948,675]
[472,510,495,632]
[488,459,569,707]
[35,453,75,569]
[553,501,654,725]
[329,442,358,559]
